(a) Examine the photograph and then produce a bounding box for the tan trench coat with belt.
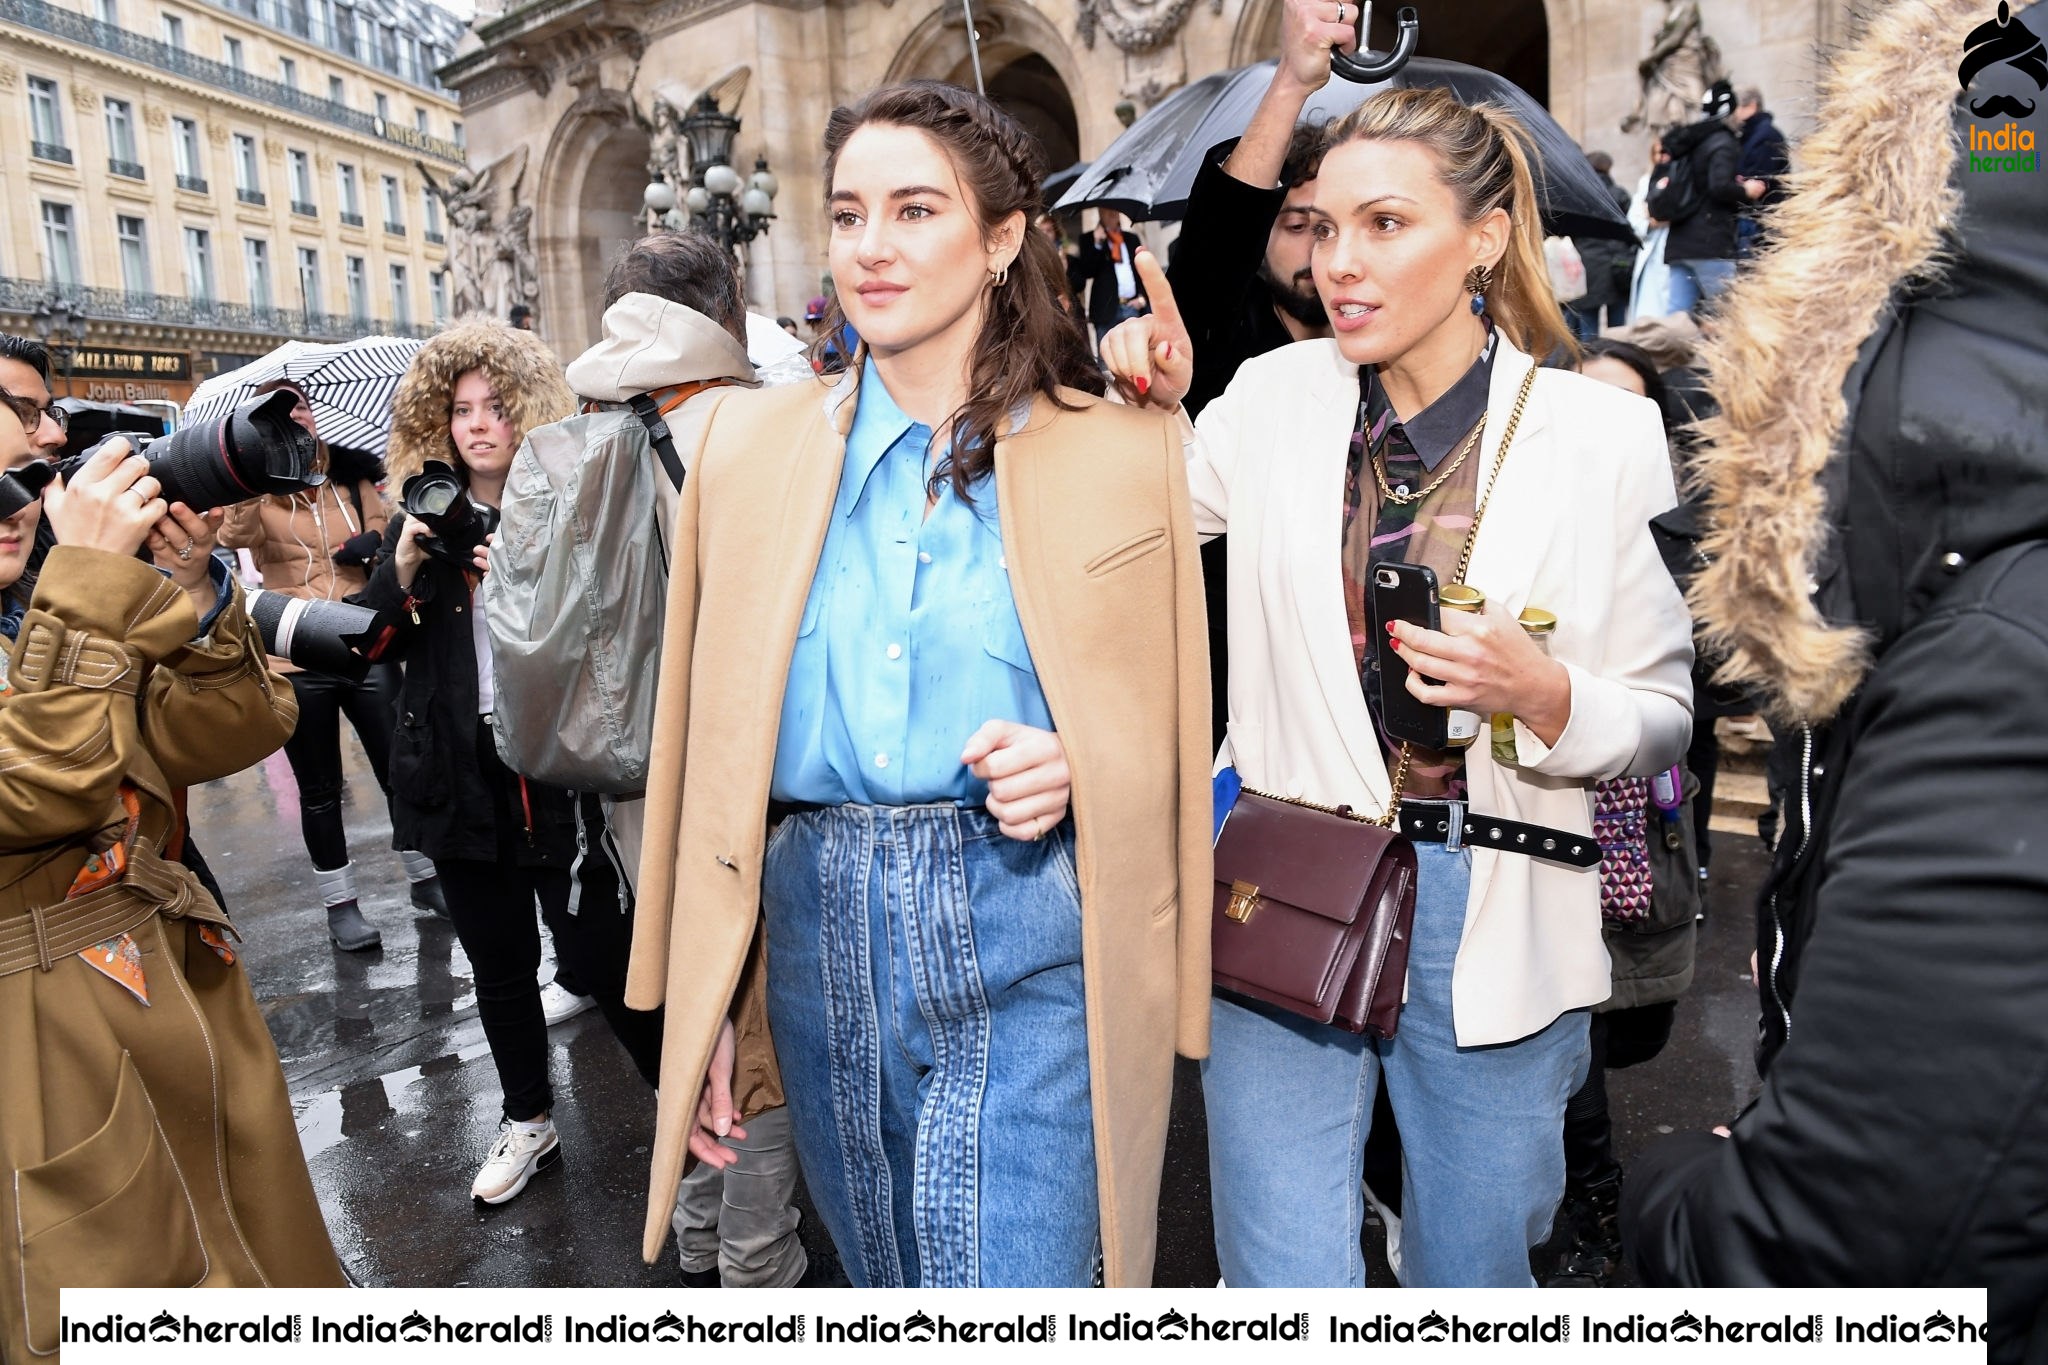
[1,547,345,1361]
[626,374,1214,1286]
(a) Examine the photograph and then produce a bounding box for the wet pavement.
[192,736,1768,1289]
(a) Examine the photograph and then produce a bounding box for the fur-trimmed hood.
[1687,0,2048,724]
[385,320,575,487]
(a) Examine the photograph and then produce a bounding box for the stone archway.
[886,2,1091,169]
[1230,0,1559,119]
[535,91,650,357]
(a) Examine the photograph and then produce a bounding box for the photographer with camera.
[355,321,602,1205]
[221,380,444,952]
[0,401,344,1358]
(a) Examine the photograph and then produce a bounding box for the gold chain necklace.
[1371,416,1484,507]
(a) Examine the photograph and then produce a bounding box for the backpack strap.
[628,380,736,492]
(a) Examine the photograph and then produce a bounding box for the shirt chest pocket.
[979,588,1036,676]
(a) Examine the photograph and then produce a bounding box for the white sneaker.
[472,1118,561,1204]
[540,979,596,1026]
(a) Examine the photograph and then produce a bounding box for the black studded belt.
[1396,799,1603,869]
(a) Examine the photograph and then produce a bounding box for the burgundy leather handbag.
[1211,775,1418,1039]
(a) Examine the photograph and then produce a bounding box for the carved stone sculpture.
[1622,0,1726,134]
[418,146,534,319]
[1076,0,1200,53]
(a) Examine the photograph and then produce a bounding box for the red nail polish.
[1134,374,1150,395]
[1390,639,1402,650]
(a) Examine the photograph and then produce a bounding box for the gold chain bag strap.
[1210,365,1535,1037]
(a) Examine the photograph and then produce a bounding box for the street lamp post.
[642,94,778,253]
[31,295,85,399]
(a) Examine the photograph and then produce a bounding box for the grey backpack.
[483,393,699,793]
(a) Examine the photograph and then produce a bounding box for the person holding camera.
[356,321,598,1205]
[0,402,345,1358]
[221,380,445,952]
[1102,89,1693,1286]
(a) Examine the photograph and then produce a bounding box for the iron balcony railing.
[177,174,208,193]
[0,0,464,163]
[423,230,444,246]
[0,275,438,342]
[31,140,72,164]
[291,200,318,216]
[385,222,405,236]
[237,187,266,205]
[339,210,364,227]
[108,157,145,179]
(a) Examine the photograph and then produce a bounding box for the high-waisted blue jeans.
[761,802,1098,1287]
[1202,842,1592,1287]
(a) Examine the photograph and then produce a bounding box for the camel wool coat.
[625,372,1213,1286]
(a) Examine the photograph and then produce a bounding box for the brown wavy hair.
[386,320,575,488]
[816,81,1103,500]
[1323,88,1577,364]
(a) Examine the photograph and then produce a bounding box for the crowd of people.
[0,0,2041,1352]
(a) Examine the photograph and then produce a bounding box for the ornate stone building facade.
[0,0,467,402]
[444,0,1853,356]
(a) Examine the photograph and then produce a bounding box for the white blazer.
[1188,335,1694,1046]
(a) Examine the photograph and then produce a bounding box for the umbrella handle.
[1330,4,1419,83]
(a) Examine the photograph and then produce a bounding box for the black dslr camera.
[0,389,323,520]
[399,460,497,567]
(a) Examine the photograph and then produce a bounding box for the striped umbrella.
[184,335,427,456]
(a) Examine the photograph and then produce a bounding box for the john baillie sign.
[50,347,192,381]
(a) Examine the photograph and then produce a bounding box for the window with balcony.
[222,34,244,70]
[338,163,362,226]
[28,76,69,164]
[117,215,151,293]
[289,149,315,215]
[344,254,366,319]
[92,0,116,25]
[334,4,358,60]
[328,75,346,108]
[234,133,264,203]
[184,226,215,301]
[421,185,442,244]
[173,116,205,193]
[104,97,143,179]
[374,92,389,122]
[280,0,311,39]
[296,245,320,313]
[381,174,404,234]
[429,268,446,323]
[41,202,79,286]
[161,13,185,49]
[451,120,463,149]
[279,57,298,89]
[414,106,428,134]
[245,237,272,310]
[389,262,409,323]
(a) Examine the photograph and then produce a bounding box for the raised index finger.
[1134,248,1185,338]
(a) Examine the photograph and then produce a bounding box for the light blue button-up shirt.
[770,367,1054,806]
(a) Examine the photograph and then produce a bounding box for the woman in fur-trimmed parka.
[1622,3,2048,1354]
[353,321,602,1206]
[0,414,345,1362]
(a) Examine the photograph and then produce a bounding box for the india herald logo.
[1961,1,2047,118]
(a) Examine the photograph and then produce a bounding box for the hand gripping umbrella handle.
[1330,3,1420,83]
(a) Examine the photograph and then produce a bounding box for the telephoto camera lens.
[71,389,324,514]
[246,589,399,683]
[400,460,497,566]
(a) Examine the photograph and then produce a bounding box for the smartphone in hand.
[1369,560,1449,749]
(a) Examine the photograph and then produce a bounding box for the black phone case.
[1368,560,1449,749]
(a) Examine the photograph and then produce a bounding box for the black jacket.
[352,510,580,867]
[1071,225,1146,333]
[1624,88,2048,1358]
[1572,173,1636,314]
[1169,143,1301,419]
[1658,117,1744,263]
[1736,110,1790,211]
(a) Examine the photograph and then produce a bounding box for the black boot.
[327,899,383,952]
[409,875,450,919]
[1544,1172,1623,1287]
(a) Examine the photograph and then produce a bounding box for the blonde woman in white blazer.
[1104,87,1693,1287]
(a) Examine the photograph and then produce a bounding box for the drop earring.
[1464,263,1494,316]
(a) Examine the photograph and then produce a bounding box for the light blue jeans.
[761,802,1098,1287]
[1202,842,1591,1287]
[1665,257,1737,314]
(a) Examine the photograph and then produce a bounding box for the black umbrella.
[1042,160,1091,204]
[1054,56,1637,244]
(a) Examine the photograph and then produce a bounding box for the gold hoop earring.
[989,264,1010,288]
